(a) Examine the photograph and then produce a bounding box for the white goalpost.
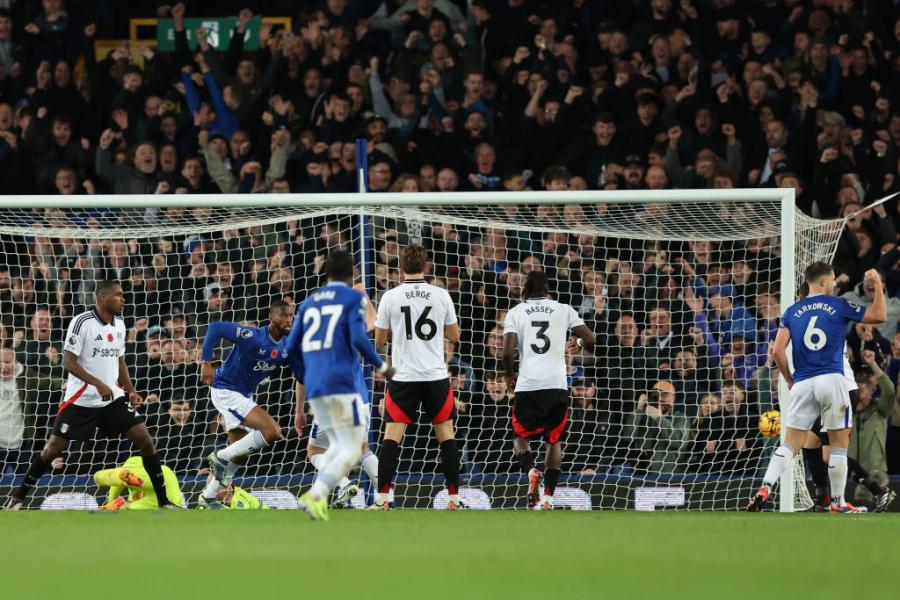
[0,189,849,511]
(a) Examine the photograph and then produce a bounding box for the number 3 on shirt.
[302,305,344,351]
[803,316,827,351]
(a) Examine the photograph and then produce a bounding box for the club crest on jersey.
[107,333,114,342]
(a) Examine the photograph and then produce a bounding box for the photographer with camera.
[621,380,691,475]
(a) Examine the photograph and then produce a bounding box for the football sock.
[544,468,561,497]
[439,439,460,496]
[377,439,400,496]
[361,450,379,483]
[141,453,171,506]
[14,454,52,500]
[762,445,795,488]
[309,426,363,499]
[802,448,829,500]
[310,452,350,488]
[515,449,535,473]
[201,475,223,501]
[828,447,848,506]
[218,429,268,462]
[846,456,886,494]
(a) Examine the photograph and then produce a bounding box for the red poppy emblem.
[107,333,114,342]
[270,349,278,359]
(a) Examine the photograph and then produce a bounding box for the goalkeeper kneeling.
[94,456,182,510]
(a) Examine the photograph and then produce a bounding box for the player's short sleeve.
[118,323,126,353]
[837,297,865,323]
[566,305,585,330]
[235,324,258,350]
[374,292,391,330]
[441,289,458,325]
[63,318,85,356]
[503,307,519,335]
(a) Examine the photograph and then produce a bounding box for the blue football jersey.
[781,294,864,383]
[200,322,290,397]
[286,281,384,399]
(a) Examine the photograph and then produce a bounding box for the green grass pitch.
[2,511,898,599]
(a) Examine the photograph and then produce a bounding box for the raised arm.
[861,269,887,324]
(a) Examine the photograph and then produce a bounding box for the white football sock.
[217,429,268,462]
[762,445,795,488]
[829,448,849,506]
[376,492,391,505]
[202,474,223,500]
[309,425,364,499]
[309,453,325,470]
[361,450,378,482]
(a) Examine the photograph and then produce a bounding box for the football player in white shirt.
[373,245,462,510]
[4,281,176,510]
[502,271,595,510]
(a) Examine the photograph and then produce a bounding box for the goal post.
[0,189,847,511]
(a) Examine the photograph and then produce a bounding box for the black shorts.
[52,397,143,441]
[812,389,859,444]
[512,389,569,444]
[384,379,455,424]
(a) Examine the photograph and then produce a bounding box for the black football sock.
[439,439,461,495]
[544,468,561,497]
[802,448,829,501]
[13,453,52,501]
[141,453,171,506]
[377,439,400,495]
[846,456,886,494]
[514,449,535,473]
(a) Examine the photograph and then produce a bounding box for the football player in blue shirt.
[286,250,394,520]
[748,263,886,512]
[197,300,295,508]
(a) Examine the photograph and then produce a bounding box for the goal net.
[0,191,844,510]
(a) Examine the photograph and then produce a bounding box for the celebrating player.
[372,245,461,510]
[3,281,176,510]
[95,455,182,510]
[748,263,886,512]
[502,270,595,510]
[288,250,394,521]
[198,300,294,508]
[295,284,382,508]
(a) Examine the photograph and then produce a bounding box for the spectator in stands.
[622,380,691,475]
[0,346,24,474]
[842,273,900,340]
[850,351,899,476]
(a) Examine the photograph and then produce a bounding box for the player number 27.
[302,305,344,351]
[803,316,827,351]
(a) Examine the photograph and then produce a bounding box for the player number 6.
[802,316,827,351]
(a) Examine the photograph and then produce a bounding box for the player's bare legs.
[4,434,68,509]
[208,406,283,486]
[124,423,176,508]
[308,440,377,507]
[748,426,807,512]
[539,441,562,510]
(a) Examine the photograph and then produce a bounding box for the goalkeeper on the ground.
[94,455,182,510]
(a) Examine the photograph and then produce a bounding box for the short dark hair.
[270,299,291,313]
[96,280,120,295]
[522,270,550,299]
[325,250,354,280]
[798,281,810,297]
[400,245,427,274]
[803,262,833,285]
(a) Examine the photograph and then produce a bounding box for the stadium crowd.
[1,1,900,498]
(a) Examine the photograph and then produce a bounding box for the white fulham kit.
[503,298,584,392]
[61,309,127,409]
[375,279,457,381]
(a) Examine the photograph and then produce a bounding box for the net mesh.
[0,195,843,510]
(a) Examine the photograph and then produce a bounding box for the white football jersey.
[503,298,584,392]
[61,309,127,409]
[375,279,457,381]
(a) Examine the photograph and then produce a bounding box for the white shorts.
[307,393,365,440]
[786,373,853,432]
[310,402,371,449]
[210,387,257,432]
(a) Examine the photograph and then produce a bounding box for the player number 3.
[802,316,827,351]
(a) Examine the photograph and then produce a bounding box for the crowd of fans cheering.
[1,1,900,497]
